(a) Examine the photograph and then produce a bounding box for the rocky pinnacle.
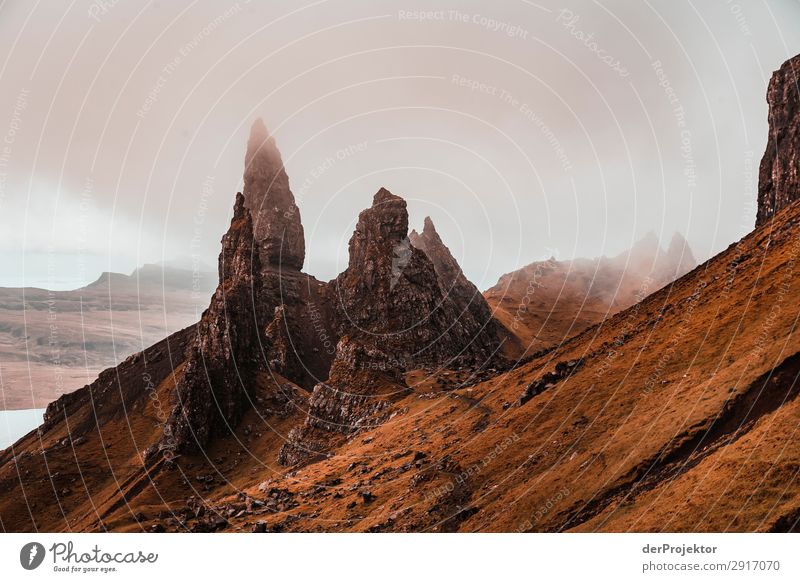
[243,119,305,270]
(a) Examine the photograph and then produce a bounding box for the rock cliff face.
[152,193,264,458]
[757,54,800,226]
[244,119,305,271]
[331,189,446,363]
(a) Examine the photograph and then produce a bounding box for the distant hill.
[484,232,696,354]
[0,264,215,410]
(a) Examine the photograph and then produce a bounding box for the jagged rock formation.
[244,119,305,271]
[151,121,333,457]
[280,190,503,465]
[409,216,504,353]
[278,336,407,466]
[611,231,697,284]
[5,54,800,535]
[149,193,264,458]
[331,189,500,368]
[150,130,505,460]
[757,54,800,226]
[243,120,335,390]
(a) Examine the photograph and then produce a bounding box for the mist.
[1,0,799,290]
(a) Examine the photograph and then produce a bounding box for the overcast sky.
[1,0,799,290]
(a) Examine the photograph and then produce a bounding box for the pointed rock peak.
[422,216,439,237]
[665,232,697,277]
[667,231,690,250]
[616,231,659,260]
[373,187,402,205]
[348,188,409,256]
[637,231,660,247]
[410,216,443,251]
[665,231,695,262]
[409,215,472,291]
[242,119,305,271]
[245,118,280,170]
[232,191,246,217]
[248,117,267,144]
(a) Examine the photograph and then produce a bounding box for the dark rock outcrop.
[331,189,500,368]
[410,216,504,356]
[517,358,583,406]
[151,193,264,457]
[258,269,336,390]
[244,119,305,271]
[757,54,800,226]
[278,336,406,466]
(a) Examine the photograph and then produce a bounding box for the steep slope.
[211,197,800,533]
[484,232,696,353]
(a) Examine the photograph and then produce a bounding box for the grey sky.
[1,0,799,290]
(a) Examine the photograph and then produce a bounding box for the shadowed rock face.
[758,54,800,226]
[151,193,264,458]
[243,119,305,271]
[410,216,503,354]
[332,189,440,349]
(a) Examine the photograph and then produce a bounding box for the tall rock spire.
[243,119,305,270]
[147,125,335,458]
[757,54,800,226]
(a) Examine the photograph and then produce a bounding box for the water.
[0,409,45,450]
